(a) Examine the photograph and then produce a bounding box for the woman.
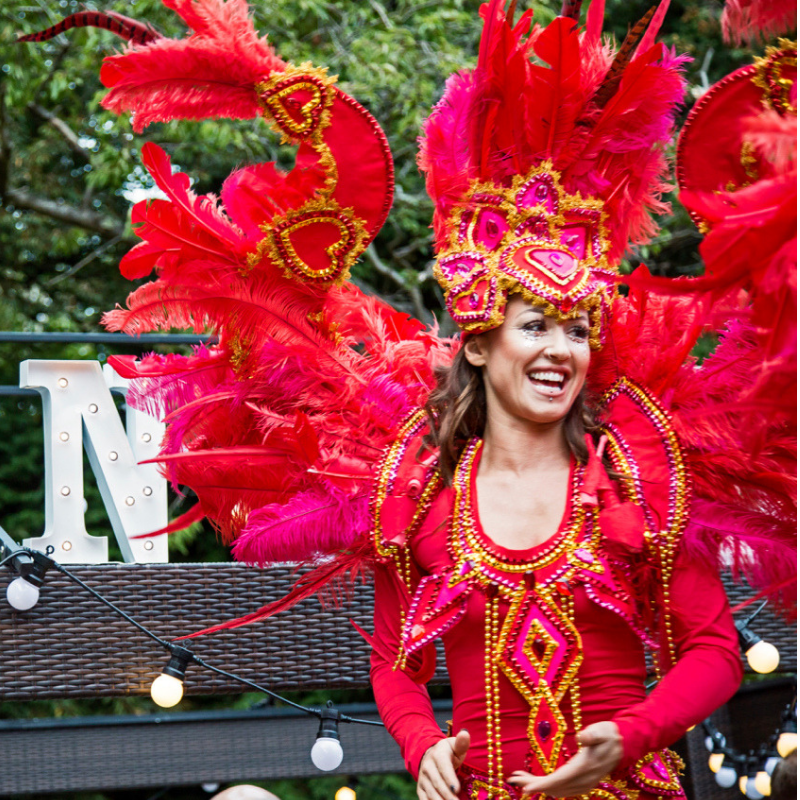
[21,2,793,797]
[370,295,743,799]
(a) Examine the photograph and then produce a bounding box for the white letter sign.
[19,360,168,564]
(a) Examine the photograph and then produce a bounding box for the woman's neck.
[480,415,570,476]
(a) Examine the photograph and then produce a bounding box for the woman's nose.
[544,328,570,361]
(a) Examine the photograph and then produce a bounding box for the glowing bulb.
[746,641,780,674]
[150,673,184,707]
[335,788,356,800]
[57,377,68,388]
[743,777,763,799]
[709,752,725,773]
[739,774,748,794]
[754,771,771,796]
[777,731,797,758]
[144,540,154,551]
[6,576,40,611]
[310,737,343,771]
[715,765,738,788]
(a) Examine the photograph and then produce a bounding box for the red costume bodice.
[369,407,743,800]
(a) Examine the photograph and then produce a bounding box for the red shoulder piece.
[371,410,442,563]
[599,377,691,553]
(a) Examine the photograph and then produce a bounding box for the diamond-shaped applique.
[401,568,471,655]
[527,691,564,770]
[629,750,685,796]
[498,589,583,773]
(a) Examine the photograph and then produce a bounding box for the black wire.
[34,555,385,727]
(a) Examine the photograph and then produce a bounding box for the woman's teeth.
[527,370,565,388]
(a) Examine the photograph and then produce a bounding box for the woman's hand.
[417,728,470,800]
[507,721,622,797]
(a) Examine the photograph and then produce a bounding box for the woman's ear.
[463,334,487,367]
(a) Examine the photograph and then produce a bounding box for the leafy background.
[0,0,761,798]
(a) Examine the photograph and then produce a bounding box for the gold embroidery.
[752,40,797,116]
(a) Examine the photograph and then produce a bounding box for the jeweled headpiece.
[419,0,688,344]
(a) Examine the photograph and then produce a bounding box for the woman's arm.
[611,550,744,766]
[370,562,449,779]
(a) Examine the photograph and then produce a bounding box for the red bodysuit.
[370,431,743,800]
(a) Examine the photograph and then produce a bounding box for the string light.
[335,787,356,800]
[715,755,738,789]
[6,522,789,781]
[776,702,797,758]
[311,702,344,771]
[753,768,771,796]
[0,528,51,611]
[735,602,780,674]
[150,644,194,708]
[739,756,765,799]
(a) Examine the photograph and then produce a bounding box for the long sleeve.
[370,562,446,779]
[612,551,744,767]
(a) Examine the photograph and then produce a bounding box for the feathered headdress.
[419,0,687,342]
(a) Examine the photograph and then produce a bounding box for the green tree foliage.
[0,2,764,798]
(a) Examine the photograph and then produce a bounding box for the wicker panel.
[0,564,794,701]
[0,563,447,700]
[0,704,452,795]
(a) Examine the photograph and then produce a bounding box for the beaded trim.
[600,378,692,669]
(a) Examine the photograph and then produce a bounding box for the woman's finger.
[417,773,450,800]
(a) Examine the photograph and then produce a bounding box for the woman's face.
[464,294,591,428]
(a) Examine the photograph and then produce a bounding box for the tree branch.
[28,102,91,162]
[364,243,429,323]
[5,188,125,237]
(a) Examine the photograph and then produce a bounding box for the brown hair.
[423,345,599,485]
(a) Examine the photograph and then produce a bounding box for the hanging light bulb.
[777,703,797,758]
[715,756,738,789]
[6,576,40,611]
[736,612,780,674]
[753,769,771,796]
[150,645,193,708]
[709,752,725,773]
[739,756,764,799]
[2,542,51,611]
[764,756,781,776]
[705,724,727,773]
[335,787,356,800]
[310,702,344,771]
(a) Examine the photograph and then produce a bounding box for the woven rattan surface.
[0,704,452,794]
[0,563,795,701]
[0,563,445,700]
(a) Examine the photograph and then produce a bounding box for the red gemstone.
[537,720,552,740]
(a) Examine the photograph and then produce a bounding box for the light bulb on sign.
[6,576,40,611]
[746,640,780,674]
[753,770,771,796]
[150,673,184,708]
[709,752,725,773]
[150,645,193,709]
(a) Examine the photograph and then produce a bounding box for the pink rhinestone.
[574,548,594,564]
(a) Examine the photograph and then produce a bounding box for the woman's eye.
[569,325,590,340]
[522,321,546,333]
